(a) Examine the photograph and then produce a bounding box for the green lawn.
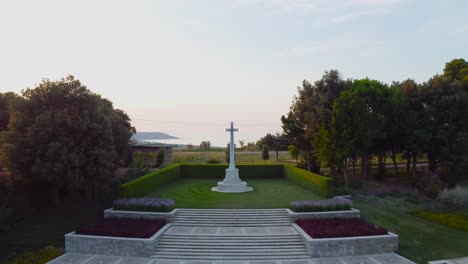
[353,195,468,263]
[146,178,321,208]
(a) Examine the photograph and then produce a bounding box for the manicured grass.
[146,178,321,208]
[353,195,468,263]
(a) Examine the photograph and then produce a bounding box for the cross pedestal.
[211,122,253,193]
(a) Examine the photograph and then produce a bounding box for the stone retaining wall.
[286,208,360,220]
[292,224,398,257]
[104,208,178,221]
[65,223,171,257]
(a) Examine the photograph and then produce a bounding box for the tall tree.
[0,76,135,204]
[282,70,350,173]
[332,78,388,178]
[262,146,270,164]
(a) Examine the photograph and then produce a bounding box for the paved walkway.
[48,209,416,263]
[49,253,415,264]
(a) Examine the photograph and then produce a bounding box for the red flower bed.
[75,218,166,238]
[297,218,388,238]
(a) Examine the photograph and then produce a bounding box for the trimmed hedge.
[180,164,284,179]
[120,164,181,198]
[283,165,334,197]
[414,210,468,232]
[120,164,333,198]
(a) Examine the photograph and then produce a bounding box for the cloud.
[273,37,386,58]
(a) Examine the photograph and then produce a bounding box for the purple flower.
[113,197,175,212]
[290,198,352,212]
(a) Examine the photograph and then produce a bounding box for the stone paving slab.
[429,257,468,264]
[48,253,415,264]
[164,226,298,236]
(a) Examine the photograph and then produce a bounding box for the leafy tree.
[0,76,135,204]
[262,146,269,164]
[0,92,18,132]
[288,144,300,161]
[332,78,388,178]
[282,70,350,173]
[200,141,211,150]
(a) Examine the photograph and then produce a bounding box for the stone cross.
[226,122,238,169]
[211,122,252,192]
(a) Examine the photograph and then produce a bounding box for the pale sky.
[1,0,467,146]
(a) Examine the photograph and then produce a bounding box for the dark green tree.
[0,76,135,204]
[332,78,388,178]
[282,70,350,174]
[262,146,269,164]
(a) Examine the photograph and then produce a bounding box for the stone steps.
[152,209,310,260]
[172,209,291,227]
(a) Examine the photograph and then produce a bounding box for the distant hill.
[132,132,179,141]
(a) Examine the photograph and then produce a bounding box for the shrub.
[438,185,468,208]
[297,218,388,238]
[120,163,181,198]
[113,197,175,212]
[290,197,352,212]
[414,211,468,232]
[417,172,445,198]
[283,165,334,197]
[76,218,166,238]
[10,246,63,264]
[206,158,221,164]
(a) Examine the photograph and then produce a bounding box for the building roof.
[130,141,177,148]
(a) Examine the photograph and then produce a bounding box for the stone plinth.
[212,168,253,193]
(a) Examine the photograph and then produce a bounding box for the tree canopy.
[282,59,468,187]
[0,76,135,203]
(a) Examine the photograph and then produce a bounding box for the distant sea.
[133,132,229,148]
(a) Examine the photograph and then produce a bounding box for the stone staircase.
[171,208,292,226]
[152,209,310,260]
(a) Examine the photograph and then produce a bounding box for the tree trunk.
[428,152,437,172]
[343,159,349,189]
[352,158,356,177]
[406,153,411,176]
[412,152,418,178]
[306,145,311,171]
[330,165,336,177]
[361,153,368,178]
[391,151,398,176]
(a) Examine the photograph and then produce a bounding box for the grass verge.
[146,178,321,208]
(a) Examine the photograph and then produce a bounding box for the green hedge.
[414,210,468,232]
[120,163,181,198]
[120,164,332,198]
[283,165,334,197]
[180,164,284,179]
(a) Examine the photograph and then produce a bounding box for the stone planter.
[65,223,171,257]
[104,208,178,222]
[292,223,398,257]
[286,208,360,220]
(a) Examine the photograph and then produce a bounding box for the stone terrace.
[49,209,416,263]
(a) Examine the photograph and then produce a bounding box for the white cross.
[226,122,238,169]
